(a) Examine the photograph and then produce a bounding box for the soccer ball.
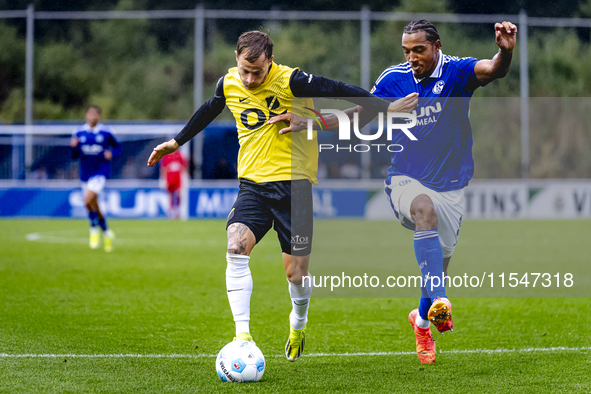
[216,340,265,383]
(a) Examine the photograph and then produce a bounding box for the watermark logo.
[302,108,418,153]
[305,109,417,142]
[303,107,328,131]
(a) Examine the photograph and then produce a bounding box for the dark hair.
[403,20,441,44]
[86,105,102,115]
[236,31,273,63]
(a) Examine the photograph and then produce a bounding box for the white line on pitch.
[0,346,589,359]
[24,230,222,247]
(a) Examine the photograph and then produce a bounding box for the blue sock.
[98,217,108,232]
[88,211,99,228]
[418,287,432,320]
[414,229,446,300]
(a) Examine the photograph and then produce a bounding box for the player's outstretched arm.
[148,76,226,167]
[148,139,180,167]
[268,107,366,134]
[387,93,419,113]
[474,21,517,86]
[268,93,417,135]
[289,70,392,114]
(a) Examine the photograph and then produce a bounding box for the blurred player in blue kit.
[71,105,120,252]
[271,19,517,364]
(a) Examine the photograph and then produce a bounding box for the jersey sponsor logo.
[432,80,445,94]
[239,95,286,130]
[410,102,442,126]
[306,108,418,141]
[291,235,309,245]
[81,144,104,155]
[412,102,442,119]
[167,162,182,172]
[416,116,437,126]
[240,108,266,130]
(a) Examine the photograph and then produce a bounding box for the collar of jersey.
[413,50,443,84]
[83,123,103,133]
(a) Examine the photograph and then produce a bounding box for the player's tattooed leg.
[227,223,255,255]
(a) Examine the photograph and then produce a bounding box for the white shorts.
[81,175,106,195]
[385,175,464,258]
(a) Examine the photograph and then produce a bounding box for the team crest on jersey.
[95,134,104,143]
[265,96,281,111]
[432,80,445,94]
[80,136,86,143]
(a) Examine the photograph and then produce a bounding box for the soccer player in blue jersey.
[270,19,516,364]
[371,20,516,364]
[71,105,120,252]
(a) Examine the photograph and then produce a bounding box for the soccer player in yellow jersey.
[148,30,413,362]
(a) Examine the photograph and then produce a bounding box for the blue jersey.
[72,123,120,181]
[371,51,481,192]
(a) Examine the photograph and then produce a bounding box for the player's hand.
[387,93,419,113]
[267,112,307,134]
[495,21,517,51]
[104,150,112,161]
[70,138,79,148]
[148,139,179,167]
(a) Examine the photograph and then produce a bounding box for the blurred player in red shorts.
[160,150,188,219]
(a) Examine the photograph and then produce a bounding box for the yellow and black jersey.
[223,63,317,183]
[174,62,391,184]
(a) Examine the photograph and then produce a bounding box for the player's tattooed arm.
[227,223,254,255]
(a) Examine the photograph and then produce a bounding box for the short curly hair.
[236,31,273,63]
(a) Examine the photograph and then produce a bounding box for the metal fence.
[3,6,591,180]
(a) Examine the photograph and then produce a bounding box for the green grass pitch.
[0,219,590,393]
